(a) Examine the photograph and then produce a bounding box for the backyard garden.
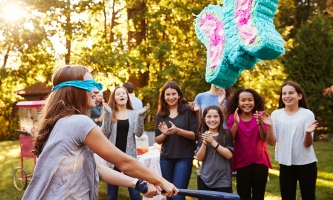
[1,140,332,200]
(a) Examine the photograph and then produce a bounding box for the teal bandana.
[51,79,103,92]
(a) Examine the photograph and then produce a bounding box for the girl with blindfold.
[22,65,178,200]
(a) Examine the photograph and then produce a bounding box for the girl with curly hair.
[226,88,275,200]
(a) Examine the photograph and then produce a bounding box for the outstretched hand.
[254,111,272,126]
[144,103,150,111]
[234,108,240,125]
[189,102,200,112]
[306,120,318,133]
[218,89,226,105]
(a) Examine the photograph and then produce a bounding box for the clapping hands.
[201,131,215,145]
[158,121,178,135]
[253,111,272,126]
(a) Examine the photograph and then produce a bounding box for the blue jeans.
[107,184,141,200]
[160,155,193,200]
[107,166,142,200]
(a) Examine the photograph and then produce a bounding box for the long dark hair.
[198,105,231,146]
[278,81,309,109]
[157,81,187,117]
[226,88,265,115]
[33,65,90,156]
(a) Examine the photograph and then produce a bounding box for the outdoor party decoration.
[195,0,285,88]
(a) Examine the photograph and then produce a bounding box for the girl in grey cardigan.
[101,86,150,200]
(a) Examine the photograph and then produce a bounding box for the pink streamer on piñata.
[200,13,225,71]
[235,0,258,45]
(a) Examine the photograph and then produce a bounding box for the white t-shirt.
[271,108,318,166]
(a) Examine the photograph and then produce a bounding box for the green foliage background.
[0,0,333,138]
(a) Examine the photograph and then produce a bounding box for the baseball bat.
[140,183,240,200]
[177,189,240,200]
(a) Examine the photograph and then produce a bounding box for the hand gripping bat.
[139,183,240,200]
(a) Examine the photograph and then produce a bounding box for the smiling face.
[83,72,99,109]
[238,91,255,114]
[204,109,221,132]
[114,87,128,106]
[164,88,180,107]
[281,85,302,108]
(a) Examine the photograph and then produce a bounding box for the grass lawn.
[0,140,332,200]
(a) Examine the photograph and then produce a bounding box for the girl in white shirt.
[270,81,318,200]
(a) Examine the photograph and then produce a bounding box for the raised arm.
[228,109,240,139]
[218,89,228,126]
[101,105,112,138]
[304,120,318,148]
[255,111,276,146]
[133,103,150,137]
[195,132,208,161]
[189,101,201,126]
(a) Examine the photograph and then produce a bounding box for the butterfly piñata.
[195,0,285,88]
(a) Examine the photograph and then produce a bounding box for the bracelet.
[214,143,220,150]
[132,178,139,188]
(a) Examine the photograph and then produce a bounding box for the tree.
[282,14,333,135]
[0,0,56,139]
[275,0,327,39]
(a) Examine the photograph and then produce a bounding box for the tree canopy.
[1,0,333,138]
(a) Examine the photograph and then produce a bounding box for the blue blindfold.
[51,79,103,92]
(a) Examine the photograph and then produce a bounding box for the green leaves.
[283,14,333,135]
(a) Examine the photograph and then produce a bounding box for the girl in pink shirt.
[227,88,275,200]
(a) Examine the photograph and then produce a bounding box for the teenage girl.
[271,81,318,200]
[226,88,275,200]
[101,86,150,200]
[195,105,233,193]
[22,65,178,199]
[155,81,198,200]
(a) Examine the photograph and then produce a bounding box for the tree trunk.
[127,1,148,88]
